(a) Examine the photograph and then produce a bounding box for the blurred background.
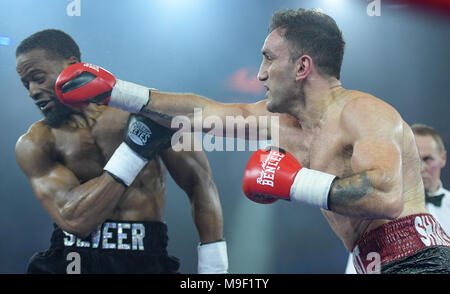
[0,0,449,274]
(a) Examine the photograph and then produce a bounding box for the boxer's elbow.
[59,207,93,238]
[375,179,403,219]
[372,170,403,219]
[59,221,92,239]
[379,192,403,220]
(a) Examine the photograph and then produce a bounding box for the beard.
[266,82,305,115]
[41,96,77,128]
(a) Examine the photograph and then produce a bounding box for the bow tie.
[425,193,445,207]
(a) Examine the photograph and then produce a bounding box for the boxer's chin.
[266,99,282,114]
[42,97,77,128]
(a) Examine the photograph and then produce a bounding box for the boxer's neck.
[66,104,105,129]
[293,77,343,131]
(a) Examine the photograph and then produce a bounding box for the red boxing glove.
[55,63,150,112]
[55,63,116,108]
[242,147,301,204]
[242,147,336,209]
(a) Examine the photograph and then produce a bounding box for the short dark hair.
[269,8,345,79]
[411,124,446,154]
[16,29,81,61]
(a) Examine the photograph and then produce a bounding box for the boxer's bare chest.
[276,113,368,249]
[277,116,352,177]
[51,109,127,182]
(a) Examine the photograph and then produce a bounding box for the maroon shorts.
[352,214,450,274]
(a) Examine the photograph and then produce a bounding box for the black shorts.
[27,220,180,274]
[381,246,450,274]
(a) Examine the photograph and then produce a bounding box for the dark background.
[0,0,449,273]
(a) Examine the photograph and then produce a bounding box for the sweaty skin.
[135,30,428,251]
[142,89,428,251]
[15,49,223,242]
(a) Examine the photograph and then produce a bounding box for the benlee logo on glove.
[256,150,285,187]
[83,63,100,72]
[129,119,152,146]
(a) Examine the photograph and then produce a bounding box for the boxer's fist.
[103,114,174,186]
[123,114,174,161]
[242,147,302,204]
[55,63,116,108]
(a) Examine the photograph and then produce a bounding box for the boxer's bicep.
[346,99,403,196]
[329,140,403,219]
[15,136,80,226]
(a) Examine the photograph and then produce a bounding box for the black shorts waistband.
[50,220,168,254]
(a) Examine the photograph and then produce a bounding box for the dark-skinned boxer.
[15,29,227,274]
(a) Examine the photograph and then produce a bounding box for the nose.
[257,62,268,81]
[28,82,41,101]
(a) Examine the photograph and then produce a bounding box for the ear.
[63,56,80,67]
[294,55,313,82]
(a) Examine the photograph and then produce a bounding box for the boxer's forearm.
[190,184,224,244]
[59,173,126,237]
[328,170,403,219]
[141,90,272,140]
[140,90,213,129]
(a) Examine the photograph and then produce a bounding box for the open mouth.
[36,100,49,109]
[36,100,54,111]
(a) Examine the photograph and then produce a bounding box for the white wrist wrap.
[290,168,336,210]
[197,241,228,274]
[104,142,147,186]
[110,79,150,113]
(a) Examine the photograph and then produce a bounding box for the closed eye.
[33,74,46,84]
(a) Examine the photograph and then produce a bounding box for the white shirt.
[425,183,450,236]
[344,183,450,274]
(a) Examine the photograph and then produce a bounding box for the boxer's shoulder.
[340,92,402,134]
[15,120,56,175]
[16,120,54,151]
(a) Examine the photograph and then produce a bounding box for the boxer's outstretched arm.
[55,63,274,140]
[15,128,126,238]
[327,97,404,219]
[141,90,274,140]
